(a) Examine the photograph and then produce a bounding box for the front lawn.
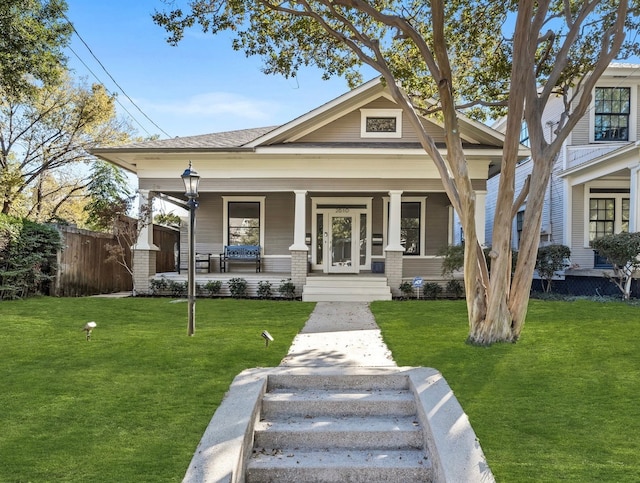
[0,297,314,482]
[371,299,640,482]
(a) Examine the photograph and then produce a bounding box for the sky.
[63,0,361,140]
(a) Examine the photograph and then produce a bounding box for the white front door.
[328,213,358,273]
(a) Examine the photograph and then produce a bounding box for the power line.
[61,11,173,138]
[67,45,154,138]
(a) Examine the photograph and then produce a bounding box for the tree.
[535,244,571,293]
[154,0,640,344]
[0,0,72,97]
[0,75,133,218]
[591,232,640,300]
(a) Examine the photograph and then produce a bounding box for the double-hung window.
[594,87,630,142]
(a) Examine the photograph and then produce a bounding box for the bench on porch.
[219,245,261,273]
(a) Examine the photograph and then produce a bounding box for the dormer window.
[594,87,630,141]
[360,109,402,138]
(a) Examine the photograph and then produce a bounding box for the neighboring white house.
[93,78,524,299]
[485,63,640,294]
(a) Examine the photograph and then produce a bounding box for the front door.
[328,213,357,273]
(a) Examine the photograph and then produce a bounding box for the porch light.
[182,161,199,336]
[181,161,200,198]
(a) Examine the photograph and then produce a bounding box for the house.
[93,78,520,300]
[485,63,640,294]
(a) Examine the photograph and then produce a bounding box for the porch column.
[289,190,308,297]
[385,190,405,297]
[132,189,159,295]
[630,165,640,232]
[475,190,487,246]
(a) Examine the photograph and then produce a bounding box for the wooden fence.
[51,224,179,296]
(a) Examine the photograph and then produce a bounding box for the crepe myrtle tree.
[154,0,640,345]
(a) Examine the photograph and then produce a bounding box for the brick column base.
[133,249,157,296]
[290,250,308,297]
[385,250,404,298]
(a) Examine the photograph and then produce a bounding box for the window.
[223,196,265,247]
[360,109,402,138]
[589,198,615,241]
[516,210,525,247]
[520,122,530,147]
[401,202,421,255]
[594,87,630,141]
[622,198,630,233]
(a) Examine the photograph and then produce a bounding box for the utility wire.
[61,11,173,138]
[68,45,154,138]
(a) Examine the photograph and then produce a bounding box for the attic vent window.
[367,117,396,133]
[360,108,402,138]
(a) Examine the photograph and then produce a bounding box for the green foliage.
[228,277,247,298]
[591,232,640,299]
[168,280,186,297]
[150,277,168,295]
[0,214,61,299]
[535,244,571,292]
[446,279,464,298]
[257,280,272,299]
[203,280,222,296]
[278,278,296,299]
[423,282,443,299]
[0,0,72,98]
[399,281,414,299]
[154,212,181,228]
[439,244,465,277]
[84,161,133,231]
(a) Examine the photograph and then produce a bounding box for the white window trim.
[222,196,266,247]
[360,108,403,138]
[382,196,428,256]
[589,83,637,143]
[582,182,630,247]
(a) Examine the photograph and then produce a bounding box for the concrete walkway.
[280,302,396,367]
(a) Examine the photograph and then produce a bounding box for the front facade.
[486,63,640,292]
[95,78,510,299]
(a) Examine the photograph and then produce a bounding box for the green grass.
[0,297,314,482]
[2,297,639,482]
[371,299,640,482]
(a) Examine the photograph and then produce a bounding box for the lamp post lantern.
[181,161,200,336]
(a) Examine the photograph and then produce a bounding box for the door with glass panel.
[314,207,369,274]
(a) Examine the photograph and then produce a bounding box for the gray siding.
[264,192,294,255]
[425,193,451,255]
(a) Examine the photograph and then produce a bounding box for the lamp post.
[181,162,200,336]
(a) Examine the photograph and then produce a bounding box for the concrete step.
[246,373,432,481]
[262,388,417,418]
[302,276,392,302]
[254,415,424,449]
[246,448,433,482]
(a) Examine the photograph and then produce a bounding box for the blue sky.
[64,0,357,139]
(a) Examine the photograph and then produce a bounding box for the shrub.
[536,244,571,292]
[0,215,62,300]
[591,232,640,300]
[424,282,443,299]
[446,279,464,298]
[150,277,169,295]
[257,280,272,299]
[228,277,247,298]
[204,280,222,296]
[399,281,414,299]
[168,280,187,297]
[278,279,296,299]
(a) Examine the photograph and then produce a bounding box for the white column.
[630,165,640,232]
[562,179,573,247]
[475,190,487,246]
[386,190,405,252]
[134,190,158,250]
[289,190,309,251]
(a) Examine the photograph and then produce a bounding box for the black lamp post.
[181,161,200,336]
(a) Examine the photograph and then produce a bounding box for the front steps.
[245,373,433,482]
[302,276,392,302]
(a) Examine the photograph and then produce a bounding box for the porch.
[151,271,392,301]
